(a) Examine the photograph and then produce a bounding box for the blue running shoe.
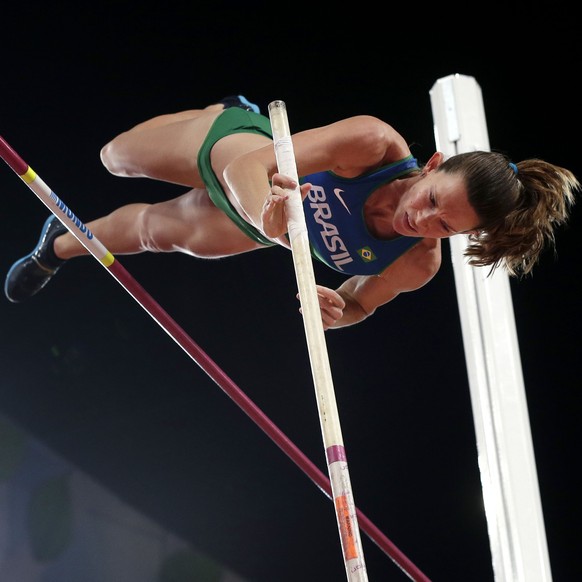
[5,215,67,303]
[218,95,260,114]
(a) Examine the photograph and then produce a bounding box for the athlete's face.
[393,157,480,239]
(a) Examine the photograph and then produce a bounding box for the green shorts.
[197,108,275,246]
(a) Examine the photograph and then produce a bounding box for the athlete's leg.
[53,188,264,260]
[139,187,265,256]
[100,109,223,188]
[100,96,260,188]
[4,188,265,302]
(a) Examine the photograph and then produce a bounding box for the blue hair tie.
[509,162,518,174]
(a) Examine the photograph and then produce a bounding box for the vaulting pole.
[269,100,368,581]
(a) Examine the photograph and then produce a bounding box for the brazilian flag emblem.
[357,246,377,262]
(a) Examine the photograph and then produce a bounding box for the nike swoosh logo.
[333,188,351,214]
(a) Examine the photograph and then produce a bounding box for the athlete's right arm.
[223,116,411,239]
[316,238,442,329]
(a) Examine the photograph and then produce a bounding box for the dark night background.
[1,3,580,581]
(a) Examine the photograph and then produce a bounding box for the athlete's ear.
[425,152,445,172]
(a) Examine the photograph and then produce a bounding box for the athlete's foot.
[5,215,67,303]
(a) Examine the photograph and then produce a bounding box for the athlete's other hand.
[261,173,311,238]
[297,285,346,330]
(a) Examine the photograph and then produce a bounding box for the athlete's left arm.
[318,238,442,330]
[223,116,410,239]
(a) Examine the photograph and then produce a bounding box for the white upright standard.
[430,74,552,581]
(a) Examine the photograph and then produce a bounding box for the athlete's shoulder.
[337,116,410,162]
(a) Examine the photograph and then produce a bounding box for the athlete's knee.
[100,140,121,175]
[100,136,137,177]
